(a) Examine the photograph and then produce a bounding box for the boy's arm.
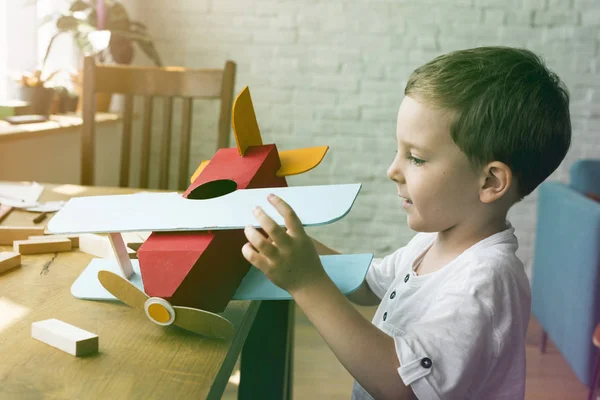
[292,275,414,400]
[311,237,381,306]
[347,279,381,306]
[243,197,413,400]
[311,237,340,255]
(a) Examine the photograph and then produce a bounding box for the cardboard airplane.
[48,87,372,339]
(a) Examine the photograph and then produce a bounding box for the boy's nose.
[387,162,404,183]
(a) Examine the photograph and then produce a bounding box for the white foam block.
[47,183,362,234]
[31,318,98,356]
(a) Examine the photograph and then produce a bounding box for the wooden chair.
[81,56,236,190]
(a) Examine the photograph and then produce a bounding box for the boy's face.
[387,96,482,233]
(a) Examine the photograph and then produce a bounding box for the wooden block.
[31,318,98,357]
[0,252,21,274]
[28,235,79,248]
[0,227,45,245]
[125,241,144,252]
[14,238,72,255]
[78,233,111,258]
[121,231,151,241]
[128,247,137,259]
[122,231,150,252]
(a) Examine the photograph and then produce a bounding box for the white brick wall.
[129,0,600,274]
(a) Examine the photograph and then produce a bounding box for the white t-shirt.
[351,221,531,400]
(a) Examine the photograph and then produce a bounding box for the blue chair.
[531,159,600,387]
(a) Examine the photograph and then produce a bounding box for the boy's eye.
[408,155,425,166]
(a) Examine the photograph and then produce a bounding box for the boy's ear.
[479,161,513,204]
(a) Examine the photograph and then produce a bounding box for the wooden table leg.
[239,300,295,400]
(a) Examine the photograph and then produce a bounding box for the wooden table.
[0,184,293,399]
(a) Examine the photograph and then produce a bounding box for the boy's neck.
[415,217,509,276]
[433,216,509,260]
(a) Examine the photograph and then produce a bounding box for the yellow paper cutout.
[173,306,233,340]
[98,270,148,311]
[190,160,210,184]
[148,303,171,323]
[190,146,330,183]
[277,146,329,177]
[98,270,233,339]
[232,86,263,156]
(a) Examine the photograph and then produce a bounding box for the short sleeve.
[365,246,405,299]
[390,269,498,399]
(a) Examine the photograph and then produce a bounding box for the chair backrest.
[81,56,236,190]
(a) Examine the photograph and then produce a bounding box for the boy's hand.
[242,194,327,294]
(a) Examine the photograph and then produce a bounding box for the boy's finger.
[244,225,279,259]
[267,194,305,235]
[241,242,268,270]
[253,206,291,247]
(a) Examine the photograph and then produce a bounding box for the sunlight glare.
[228,369,240,386]
[52,184,87,196]
[0,297,30,333]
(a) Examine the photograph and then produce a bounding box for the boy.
[242,46,571,399]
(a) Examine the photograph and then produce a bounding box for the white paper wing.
[47,184,362,234]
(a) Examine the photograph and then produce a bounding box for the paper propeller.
[98,270,234,339]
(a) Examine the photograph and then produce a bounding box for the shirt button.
[421,357,432,369]
[383,312,387,321]
[390,291,396,299]
[404,274,410,283]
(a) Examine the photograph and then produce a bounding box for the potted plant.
[38,0,163,111]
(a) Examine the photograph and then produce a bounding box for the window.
[37,0,77,86]
[0,0,76,102]
[3,1,38,101]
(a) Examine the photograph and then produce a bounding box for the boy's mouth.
[399,195,413,207]
[399,194,412,203]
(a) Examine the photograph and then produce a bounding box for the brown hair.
[405,46,571,199]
